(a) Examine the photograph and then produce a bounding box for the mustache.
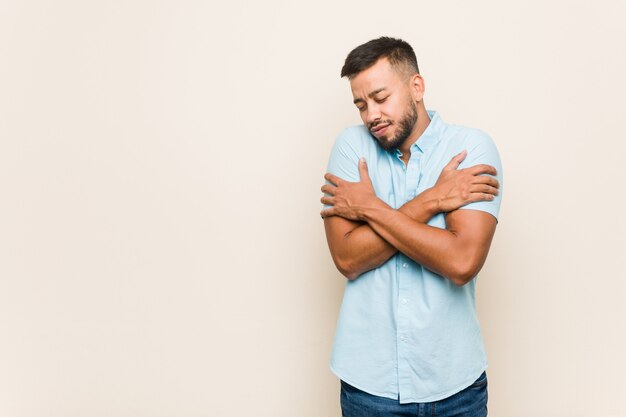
[368,120,392,131]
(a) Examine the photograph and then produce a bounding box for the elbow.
[448,271,476,287]
[447,258,483,287]
[334,257,361,281]
[342,270,360,281]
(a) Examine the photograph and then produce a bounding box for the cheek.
[386,99,404,119]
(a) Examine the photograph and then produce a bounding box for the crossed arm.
[320,151,499,285]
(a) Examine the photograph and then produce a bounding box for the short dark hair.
[340,36,419,79]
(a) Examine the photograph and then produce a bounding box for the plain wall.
[1,1,625,416]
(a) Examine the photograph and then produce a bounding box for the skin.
[321,58,499,285]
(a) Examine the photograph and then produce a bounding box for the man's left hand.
[320,158,386,221]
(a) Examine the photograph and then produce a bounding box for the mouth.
[370,123,391,137]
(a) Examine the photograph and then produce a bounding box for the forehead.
[349,58,404,97]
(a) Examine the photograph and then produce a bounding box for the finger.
[358,157,372,184]
[467,193,495,203]
[469,184,499,196]
[320,196,334,205]
[442,150,467,171]
[472,176,500,189]
[463,164,497,176]
[324,172,342,186]
[320,184,337,195]
[320,208,336,218]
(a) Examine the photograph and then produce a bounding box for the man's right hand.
[430,150,499,213]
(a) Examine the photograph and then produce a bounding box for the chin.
[373,132,393,144]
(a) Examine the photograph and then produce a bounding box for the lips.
[370,123,390,136]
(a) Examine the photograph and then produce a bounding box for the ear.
[409,73,425,102]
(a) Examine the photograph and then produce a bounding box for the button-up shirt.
[325,111,503,403]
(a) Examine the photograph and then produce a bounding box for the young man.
[320,37,503,416]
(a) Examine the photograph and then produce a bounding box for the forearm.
[326,192,441,279]
[399,187,441,223]
[325,220,396,279]
[362,206,487,285]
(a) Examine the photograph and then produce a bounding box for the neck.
[398,102,430,158]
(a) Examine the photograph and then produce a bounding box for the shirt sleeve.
[323,128,362,211]
[456,131,504,221]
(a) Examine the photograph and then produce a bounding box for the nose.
[365,104,382,126]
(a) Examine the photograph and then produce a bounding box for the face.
[350,58,420,151]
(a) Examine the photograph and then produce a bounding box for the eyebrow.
[353,87,387,104]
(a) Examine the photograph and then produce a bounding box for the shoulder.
[442,124,504,218]
[329,125,378,162]
[436,121,502,181]
[441,123,500,166]
[443,124,497,152]
[326,125,375,181]
[333,125,374,149]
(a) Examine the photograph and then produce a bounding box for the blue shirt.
[325,111,503,403]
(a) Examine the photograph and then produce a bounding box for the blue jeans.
[340,372,488,417]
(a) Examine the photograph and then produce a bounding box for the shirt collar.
[404,110,444,155]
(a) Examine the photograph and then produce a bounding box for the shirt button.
[401,298,408,304]
[400,336,407,342]
[402,263,409,268]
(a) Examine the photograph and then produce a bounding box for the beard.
[370,100,418,152]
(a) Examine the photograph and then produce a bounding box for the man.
[320,37,503,417]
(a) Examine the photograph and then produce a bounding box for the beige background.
[1,0,625,416]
